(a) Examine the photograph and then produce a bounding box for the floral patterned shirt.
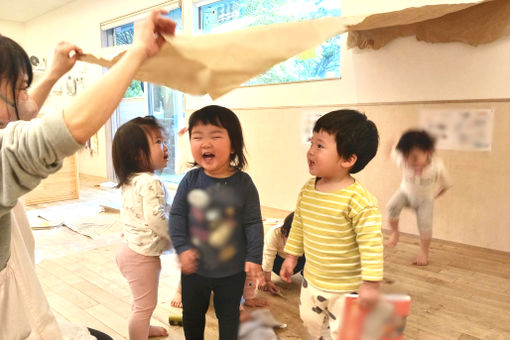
[120,172,171,256]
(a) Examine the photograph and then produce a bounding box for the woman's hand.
[131,9,176,60]
[46,42,82,81]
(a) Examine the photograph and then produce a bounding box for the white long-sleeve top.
[261,225,288,272]
[120,172,171,256]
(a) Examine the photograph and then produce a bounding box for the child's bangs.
[189,111,225,131]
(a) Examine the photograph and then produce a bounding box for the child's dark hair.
[188,105,247,170]
[313,109,379,174]
[396,130,436,156]
[280,212,295,238]
[0,35,33,120]
[112,116,164,187]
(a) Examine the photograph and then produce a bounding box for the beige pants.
[299,278,346,340]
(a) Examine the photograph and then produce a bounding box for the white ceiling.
[0,0,76,23]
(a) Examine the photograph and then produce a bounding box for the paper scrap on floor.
[28,202,122,239]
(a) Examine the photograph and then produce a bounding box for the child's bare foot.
[149,325,168,337]
[385,232,399,248]
[171,291,182,308]
[412,251,428,266]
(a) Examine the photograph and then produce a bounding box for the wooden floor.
[30,175,510,340]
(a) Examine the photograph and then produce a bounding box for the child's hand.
[244,297,269,308]
[263,281,282,296]
[280,255,298,283]
[177,126,188,136]
[179,249,199,274]
[258,271,281,295]
[358,281,380,309]
[245,262,265,287]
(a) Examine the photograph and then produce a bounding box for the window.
[102,6,186,183]
[103,8,182,47]
[197,0,341,85]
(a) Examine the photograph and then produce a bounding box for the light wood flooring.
[29,175,510,340]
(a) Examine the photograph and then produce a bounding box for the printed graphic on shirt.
[187,183,242,270]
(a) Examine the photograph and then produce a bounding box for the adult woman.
[0,10,176,339]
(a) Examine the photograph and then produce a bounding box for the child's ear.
[340,154,357,168]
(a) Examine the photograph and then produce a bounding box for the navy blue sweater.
[169,168,264,278]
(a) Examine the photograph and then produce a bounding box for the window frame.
[192,0,342,87]
[101,2,186,184]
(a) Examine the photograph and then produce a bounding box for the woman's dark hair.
[280,212,295,238]
[313,109,379,174]
[396,129,436,156]
[112,116,164,187]
[188,105,247,170]
[0,35,33,120]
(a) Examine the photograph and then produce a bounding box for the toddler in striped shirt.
[281,109,384,340]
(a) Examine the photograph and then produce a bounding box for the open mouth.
[164,154,169,160]
[202,152,215,160]
[308,160,315,167]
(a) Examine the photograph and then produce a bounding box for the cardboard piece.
[348,0,510,49]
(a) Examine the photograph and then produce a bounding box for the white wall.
[188,0,510,110]
[22,0,169,178]
[227,102,510,252]
[0,20,25,46]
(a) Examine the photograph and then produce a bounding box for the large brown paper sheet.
[80,16,363,99]
[348,0,510,49]
[80,0,510,99]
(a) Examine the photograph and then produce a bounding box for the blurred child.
[169,105,265,340]
[112,116,172,339]
[280,109,384,340]
[385,129,451,266]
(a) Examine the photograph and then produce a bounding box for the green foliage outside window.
[200,0,341,85]
[124,80,144,98]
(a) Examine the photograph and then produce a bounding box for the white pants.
[0,202,94,339]
[387,189,434,237]
[299,278,347,340]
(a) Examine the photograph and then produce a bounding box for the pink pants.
[116,244,161,340]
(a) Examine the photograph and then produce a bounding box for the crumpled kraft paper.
[80,16,363,99]
[348,0,510,49]
[80,0,510,99]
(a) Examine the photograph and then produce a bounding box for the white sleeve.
[138,176,171,241]
[262,226,280,272]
